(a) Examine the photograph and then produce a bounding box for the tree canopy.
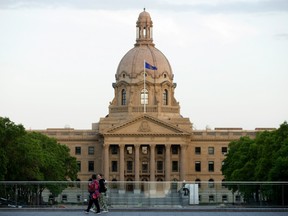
[221,121,288,204]
[0,117,78,181]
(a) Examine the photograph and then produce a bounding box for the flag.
[145,62,157,70]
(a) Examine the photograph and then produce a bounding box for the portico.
[101,115,190,182]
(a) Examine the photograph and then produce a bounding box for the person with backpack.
[97,173,108,213]
[87,178,95,212]
[84,174,100,214]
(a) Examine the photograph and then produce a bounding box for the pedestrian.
[97,173,108,213]
[84,174,100,214]
[87,178,96,212]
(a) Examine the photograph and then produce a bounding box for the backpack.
[88,180,96,193]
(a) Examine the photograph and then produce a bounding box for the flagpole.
[144,60,146,113]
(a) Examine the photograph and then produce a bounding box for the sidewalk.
[1,206,288,216]
[0,210,288,216]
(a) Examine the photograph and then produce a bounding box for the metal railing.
[0,181,287,208]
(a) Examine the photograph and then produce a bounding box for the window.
[172,161,178,172]
[127,146,133,154]
[62,195,67,202]
[208,161,214,172]
[208,179,214,188]
[142,161,148,173]
[75,147,81,155]
[195,161,201,172]
[77,195,81,202]
[222,195,228,202]
[157,161,163,172]
[141,89,148,105]
[111,145,118,154]
[195,179,201,188]
[88,146,94,155]
[88,161,94,172]
[142,146,148,154]
[112,161,118,172]
[222,147,228,155]
[172,145,178,154]
[77,161,81,172]
[157,146,164,154]
[208,147,214,155]
[209,195,214,202]
[163,89,168,105]
[195,147,201,155]
[127,161,133,173]
[121,89,126,105]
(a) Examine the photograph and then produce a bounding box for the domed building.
[37,10,263,186]
[98,9,192,182]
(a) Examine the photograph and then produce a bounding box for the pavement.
[0,207,288,216]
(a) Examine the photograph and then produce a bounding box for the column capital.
[149,144,155,148]
[119,144,125,149]
[134,144,140,149]
[165,144,171,148]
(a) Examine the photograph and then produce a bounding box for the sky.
[0,0,288,130]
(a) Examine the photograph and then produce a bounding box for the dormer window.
[163,89,168,105]
[121,89,126,105]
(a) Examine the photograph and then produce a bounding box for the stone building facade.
[35,10,271,183]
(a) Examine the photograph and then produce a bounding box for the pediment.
[103,114,190,136]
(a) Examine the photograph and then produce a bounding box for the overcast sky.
[0,0,288,130]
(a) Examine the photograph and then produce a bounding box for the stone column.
[134,144,140,193]
[134,144,140,181]
[180,144,187,181]
[165,144,171,181]
[119,144,125,194]
[119,144,125,182]
[149,144,155,182]
[149,144,156,194]
[103,144,109,180]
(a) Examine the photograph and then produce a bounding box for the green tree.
[0,117,78,205]
[222,121,288,205]
[0,117,26,180]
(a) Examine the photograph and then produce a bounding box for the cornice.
[103,133,191,137]
[55,138,98,142]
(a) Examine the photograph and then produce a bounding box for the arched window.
[195,178,201,188]
[141,89,148,105]
[163,89,168,105]
[208,178,214,188]
[121,89,126,105]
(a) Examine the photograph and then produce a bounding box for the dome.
[116,46,173,81]
[138,10,152,23]
[115,9,174,82]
